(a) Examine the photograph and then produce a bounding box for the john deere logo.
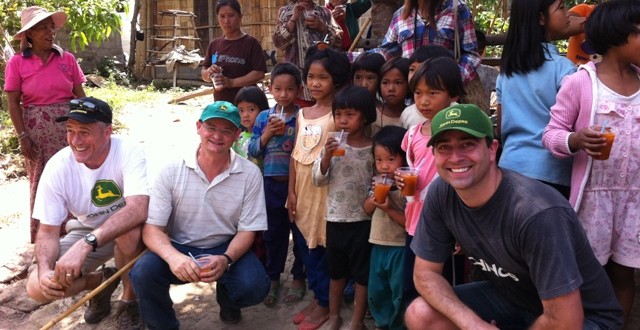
[445,108,461,119]
[91,180,122,207]
[219,105,228,111]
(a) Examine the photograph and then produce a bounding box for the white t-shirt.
[400,104,426,129]
[146,147,268,249]
[33,136,149,229]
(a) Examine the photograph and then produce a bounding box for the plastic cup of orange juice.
[590,126,615,160]
[269,112,286,136]
[398,167,419,196]
[193,254,213,268]
[328,131,348,157]
[373,175,393,203]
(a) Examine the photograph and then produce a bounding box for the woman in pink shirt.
[4,6,86,243]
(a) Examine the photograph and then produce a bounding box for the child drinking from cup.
[399,56,465,304]
[288,45,351,330]
[363,125,408,330]
[312,85,377,330]
[248,62,306,308]
[233,86,269,166]
[543,0,640,322]
[372,57,410,135]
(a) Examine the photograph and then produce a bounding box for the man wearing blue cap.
[404,104,623,329]
[130,101,269,328]
[26,96,150,328]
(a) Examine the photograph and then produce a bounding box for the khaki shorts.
[59,219,115,274]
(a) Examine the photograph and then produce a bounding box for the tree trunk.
[127,0,142,76]
[369,0,404,42]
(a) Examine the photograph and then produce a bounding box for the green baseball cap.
[427,104,494,146]
[199,101,244,130]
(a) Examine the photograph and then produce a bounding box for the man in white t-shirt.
[130,101,269,328]
[25,97,149,328]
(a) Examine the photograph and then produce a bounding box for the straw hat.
[13,6,67,40]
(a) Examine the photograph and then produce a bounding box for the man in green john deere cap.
[130,101,269,328]
[405,104,622,329]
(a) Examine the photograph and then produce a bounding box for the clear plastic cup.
[590,125,615,160]
[212,73,224,91]
[193,254,213,268]
[373,175,393,203]
[397,167,419,196]
[304,9,315,20]
[328,131,349,156]
[269,112,286,136]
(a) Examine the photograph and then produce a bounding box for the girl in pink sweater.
[542,0,640,323]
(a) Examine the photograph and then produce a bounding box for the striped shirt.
[146,147,267,249]
[372,0,480,82]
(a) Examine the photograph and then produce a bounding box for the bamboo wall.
[137,0,330,80]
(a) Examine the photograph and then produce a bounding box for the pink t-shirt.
[4,47,86,106]
[401,122,438,236]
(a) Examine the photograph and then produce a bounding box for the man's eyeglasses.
[202,124,237,137]
[69,99,97,111]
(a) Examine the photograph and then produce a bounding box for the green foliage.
[0,0,126,51]
[96,56,130,86]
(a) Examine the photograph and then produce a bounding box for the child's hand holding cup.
[589,125,615,160]
[327,131,348,156]
[373,174,393,203]
[269,112,286,136]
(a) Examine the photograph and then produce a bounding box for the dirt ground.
[2,92,640,330]
[0,93,372,330]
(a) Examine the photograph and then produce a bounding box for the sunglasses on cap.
[69,98,97,111]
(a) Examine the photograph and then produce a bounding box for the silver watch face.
[85,234,97,244]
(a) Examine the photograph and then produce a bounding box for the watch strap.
[222,253,234,268]
[84,234,98,252]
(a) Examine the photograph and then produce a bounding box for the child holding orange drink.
[543,0,640,321]
[397,56,465,303]
[362,125,407,330]
[312,85,377,330]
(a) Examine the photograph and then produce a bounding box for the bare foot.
[293,299,317,324]
[328,315,343,330]
[299,304,329,330]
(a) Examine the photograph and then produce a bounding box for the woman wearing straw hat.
[4,6,87,243]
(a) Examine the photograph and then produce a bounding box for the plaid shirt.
[373,0,480,82]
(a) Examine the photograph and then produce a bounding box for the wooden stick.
[168,87,215,103]
[348,17,372,52]
[40,249,148,330]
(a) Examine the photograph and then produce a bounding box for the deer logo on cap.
[445,108,461,119]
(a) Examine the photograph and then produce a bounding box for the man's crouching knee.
[405,297,456,330]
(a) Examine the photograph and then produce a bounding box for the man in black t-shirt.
[405,104,622,329]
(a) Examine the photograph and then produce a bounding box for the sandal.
[284,286,306,305]
[263,282,280,308]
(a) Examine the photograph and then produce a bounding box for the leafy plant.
[96,56,130,86]
[0,0,126,52]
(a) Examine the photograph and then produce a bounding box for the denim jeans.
[454,281,612,330]
[130,241,269,330]
[291,223,330,308]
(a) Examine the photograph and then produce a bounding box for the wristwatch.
[84,233,98,252]
[222,253,234,269]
